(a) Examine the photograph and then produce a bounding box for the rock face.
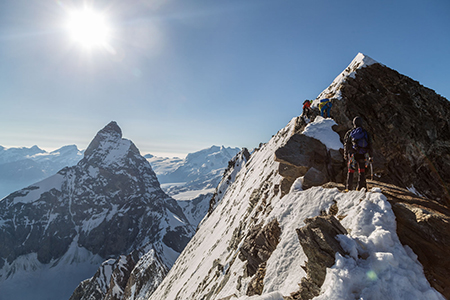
[0,121,193,300]
[70,249,168,300]
[238,219,281,296]
[275,54,450,208]
[330,62,450,205]
[288,215,348,300]
[274,132,342,194]
[207,148,251,217]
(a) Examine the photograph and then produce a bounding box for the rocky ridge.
[146,53,449,300]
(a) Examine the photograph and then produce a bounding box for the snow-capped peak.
[84,121,123,156]
[83,121,139,168]
[348,52,378,70]
[315,52,379,101]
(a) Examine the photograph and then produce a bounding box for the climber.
[319,98,332,118]
[301,100,312,121]
[344,116,373,191]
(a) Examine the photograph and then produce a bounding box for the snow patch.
[12,173,65,204]
[171,188,215,201]
[313,188,445,300]
[302,116,342,150]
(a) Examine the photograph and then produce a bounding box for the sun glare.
[66,8,111,49]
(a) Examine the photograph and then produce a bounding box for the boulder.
[275,134,330,194]
[275,134,328,173]
[302,167,328,190]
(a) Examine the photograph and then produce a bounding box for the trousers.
[346,153,367,190]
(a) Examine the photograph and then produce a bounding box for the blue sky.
[1,0,449,157]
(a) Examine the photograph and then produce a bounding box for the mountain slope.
[0,121,193,300]
[147,53,448,300]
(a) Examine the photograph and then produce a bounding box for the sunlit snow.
[302,116,342,150]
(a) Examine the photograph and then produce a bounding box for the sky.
[0,0,449,158]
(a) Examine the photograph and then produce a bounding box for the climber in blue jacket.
[319,98,332,118]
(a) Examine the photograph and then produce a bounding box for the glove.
[369,157,373,163]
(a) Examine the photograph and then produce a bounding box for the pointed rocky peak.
[315,52,380,101]
[84,121,122,157]
[83,121,140,167]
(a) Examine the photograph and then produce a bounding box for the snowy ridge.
[148,145,241,229]
[315,52,378,102]
[205,147,251,222]
[148,111,443,299]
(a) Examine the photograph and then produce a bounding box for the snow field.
[314,188,444,300]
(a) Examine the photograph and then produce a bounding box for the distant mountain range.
[0,144,240,202]
[0,145,84,199]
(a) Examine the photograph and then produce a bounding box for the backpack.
[350,127,369,154]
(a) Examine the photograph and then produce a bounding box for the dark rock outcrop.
[274,134,331,195]
[238,219,281,296]
[123,250,169,299]
[288,215,348,300]
[302,167,328,190]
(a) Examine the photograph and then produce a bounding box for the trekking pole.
[370,162,373,181]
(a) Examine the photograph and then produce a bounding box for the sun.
[66,8,111,49]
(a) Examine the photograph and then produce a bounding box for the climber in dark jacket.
[344,116,373,190]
